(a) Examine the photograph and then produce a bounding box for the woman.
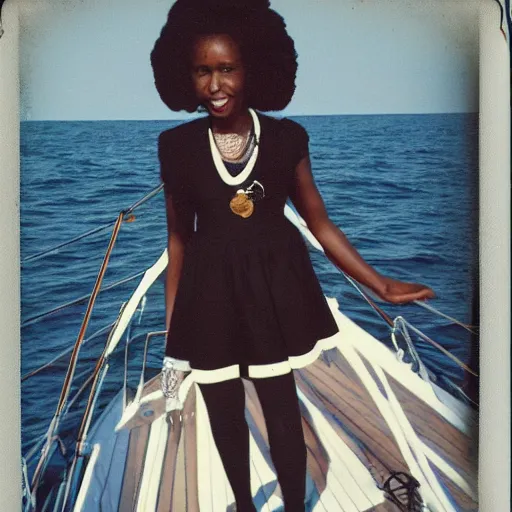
[151,1,434,510]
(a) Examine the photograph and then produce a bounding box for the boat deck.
[76,303,478,512]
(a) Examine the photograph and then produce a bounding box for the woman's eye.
[221,67,233,73]
[197,67,210,76]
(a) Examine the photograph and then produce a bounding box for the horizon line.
[21,111,479,122]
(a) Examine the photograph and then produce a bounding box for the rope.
[21,457,35,511]
[289,205,479,378]
[391,317,432,384]
[399,318,478,377]
[332,267,478,376]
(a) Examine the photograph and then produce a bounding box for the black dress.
[158,111,339,381]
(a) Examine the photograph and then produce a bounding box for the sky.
[18,0,480,120]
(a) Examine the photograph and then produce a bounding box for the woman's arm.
[158,130,196,331]
[163,189,194,331]
[289,155,435,304]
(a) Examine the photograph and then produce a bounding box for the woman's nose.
[209,72,220,93]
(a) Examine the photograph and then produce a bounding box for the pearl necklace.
[208,108,260,186]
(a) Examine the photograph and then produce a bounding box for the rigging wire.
[321,253,478,376]
[21,323,115,382]
[21,270,146,328]
[21,183,163,265]
[22,329,151,462]
[412,300,478,335]
[26,185,479,500]
[21,221,117,265]
[398,318,477,377]
[30,212,125,495]
[285,201,479,377]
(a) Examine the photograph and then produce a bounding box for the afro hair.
[150,0,298,113]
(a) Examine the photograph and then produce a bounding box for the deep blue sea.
[20,114,479,456]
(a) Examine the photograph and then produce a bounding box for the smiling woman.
[150,0,297,113]
[191,34,247,123]
[149,1,437,511]
[15,0,507,511]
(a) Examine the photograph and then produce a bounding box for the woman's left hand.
[378,276,435,304]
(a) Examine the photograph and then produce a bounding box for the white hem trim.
[163,356,191,372]
[248,335,340,378]
[116,324,341,430]
[289,336,339,369]
[248,360,291,379]
[175,334,341,406]
[208,108,261,186]
[177,364,241,404]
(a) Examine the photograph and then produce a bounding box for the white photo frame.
[0,0,509,510]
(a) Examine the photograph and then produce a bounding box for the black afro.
[150,0,298,113]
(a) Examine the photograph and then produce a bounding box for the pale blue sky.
[19,0,479,120]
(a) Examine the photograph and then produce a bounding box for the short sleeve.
[282,119,310,168]
[158,131,195,232]
[294,122,310,164]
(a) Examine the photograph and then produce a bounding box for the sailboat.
[21,185,478,512]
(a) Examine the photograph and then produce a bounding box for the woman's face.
[190,34,247,122]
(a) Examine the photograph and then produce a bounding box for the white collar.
[208,108,260,186]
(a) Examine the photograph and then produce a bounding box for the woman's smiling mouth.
[211,97,229,108]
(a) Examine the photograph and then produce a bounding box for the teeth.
[211,98,228,108]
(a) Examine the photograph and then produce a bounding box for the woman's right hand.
[377,276,435,304]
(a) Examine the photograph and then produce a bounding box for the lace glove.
[160,356,191,412]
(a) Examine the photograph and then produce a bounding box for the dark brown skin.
[164,194,192,331]
[164,34,434,328]
[190,34,252,135]
[289,155,435,304]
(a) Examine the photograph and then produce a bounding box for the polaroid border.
[0,0,509,510]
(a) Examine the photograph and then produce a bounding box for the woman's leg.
[252,372,307,511]
[198,379,256,512]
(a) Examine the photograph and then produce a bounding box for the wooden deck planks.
[156,416,181,512]
[118,423,151,511]
[385,371,477,486]
[171,427,188,511]
[116,359,476,512]
[438,474,478,511]
[183,386,200,512]
[298,354,411,476]
[297,372,393,494]
[244,378,330,502]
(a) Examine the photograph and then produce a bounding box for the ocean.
[20,113,479,455]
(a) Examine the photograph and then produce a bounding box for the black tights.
[198,373,307,512]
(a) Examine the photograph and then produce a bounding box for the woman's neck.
[210,108,252,135]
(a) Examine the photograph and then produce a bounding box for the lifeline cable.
[22,183,163,265]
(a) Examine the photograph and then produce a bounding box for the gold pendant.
[229,191,254,218]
